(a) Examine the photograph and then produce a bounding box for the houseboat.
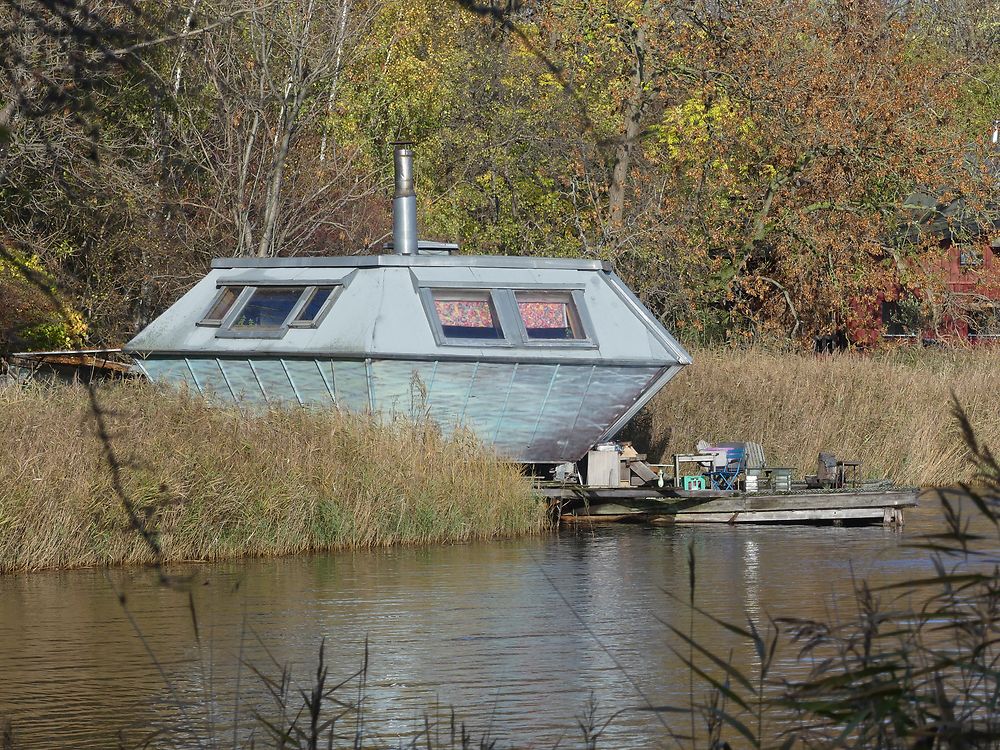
[124,146,691,464]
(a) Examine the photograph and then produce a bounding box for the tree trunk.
[257,0,314,257]
[171,0,202,96]
[608,21,647,227]
[236,112,260,256]
[319,0,350,163]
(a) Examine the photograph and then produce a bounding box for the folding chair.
[704,443,747,491]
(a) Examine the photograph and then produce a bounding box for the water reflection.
[0,505,944,748]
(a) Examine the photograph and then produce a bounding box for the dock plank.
[548,485,919,527]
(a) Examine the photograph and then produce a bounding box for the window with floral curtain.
[515,292,584,340]
[432,291,503,339]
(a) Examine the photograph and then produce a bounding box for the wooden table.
[672,453,719,486]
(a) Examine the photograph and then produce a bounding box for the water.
[0,503,956,748]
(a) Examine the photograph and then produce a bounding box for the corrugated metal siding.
[139,356,665,462]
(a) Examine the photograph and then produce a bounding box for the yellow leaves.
[537,72,562,89]
[650,93,741,163]
[62,309,88,342]
[0,249,47,282]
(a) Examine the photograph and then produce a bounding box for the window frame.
[418,283,598,349]
[197,285,249,327]
[420,286,512,347]
[287,286,340,329]
[511,288,595,347]
[968,306,1000,340]
[958,245,985,269]
[200,282,344,339]
[880,300,918,339]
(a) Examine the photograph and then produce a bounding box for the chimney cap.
[383,240,459,256]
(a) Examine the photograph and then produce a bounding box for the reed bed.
[0,382,545,573]
[636,346,1000,486]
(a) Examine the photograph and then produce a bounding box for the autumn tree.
[677,0,983,340]
[0,0,187,342]
[167,0,386,259]
[445,0,984,341]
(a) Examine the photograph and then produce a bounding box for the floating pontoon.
[125,147,691,463]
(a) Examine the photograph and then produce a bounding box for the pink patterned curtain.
[518,302,568,329]
[434,299,494,327]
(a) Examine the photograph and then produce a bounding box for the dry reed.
[0,382,545,573]
[635,346,1000,486]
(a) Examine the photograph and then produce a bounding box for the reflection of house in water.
[125,146,690,464]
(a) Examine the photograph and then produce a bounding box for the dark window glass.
[969,308,1000,339]
[232,288,303,330]
[959,246,984,268]
[881,300,912,337]
[432,291,503,339]
[203,286,243,324]
[516,292,585,340]
[294,287,334,324]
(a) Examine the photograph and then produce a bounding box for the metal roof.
[127,255,690,366]
[210,254,612,271]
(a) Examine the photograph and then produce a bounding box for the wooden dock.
[539,484,918,526]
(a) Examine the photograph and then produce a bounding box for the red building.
[847,135,1000,347]
[849,235,1000,346]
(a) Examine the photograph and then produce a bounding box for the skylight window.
[291,287,336,326]
[515,292,585,340]
[232,287,303,330]
[432,291,504,340]
[200,283,343,337]
[201,286,244,325]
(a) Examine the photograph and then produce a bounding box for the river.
[0,498,963,748]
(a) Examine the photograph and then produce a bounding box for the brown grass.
[0,382,545,573]
[632,346,1000,486]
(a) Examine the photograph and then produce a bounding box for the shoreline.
[5,345,996,573]
[0,382,548,574]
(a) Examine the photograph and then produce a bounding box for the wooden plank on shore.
[561,506,902,525]
[544,486,917,508]
[537,486,737,501]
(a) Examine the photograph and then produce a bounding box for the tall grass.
[636,346,1000,485]
[0,382,545,573]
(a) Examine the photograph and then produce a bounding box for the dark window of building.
[969,308,1000,339]
[881,300,916,337]
[958,245,984,268]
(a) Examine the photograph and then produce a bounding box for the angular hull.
[138,356,679,463]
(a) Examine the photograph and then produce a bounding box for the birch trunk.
[319,0,350,163]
